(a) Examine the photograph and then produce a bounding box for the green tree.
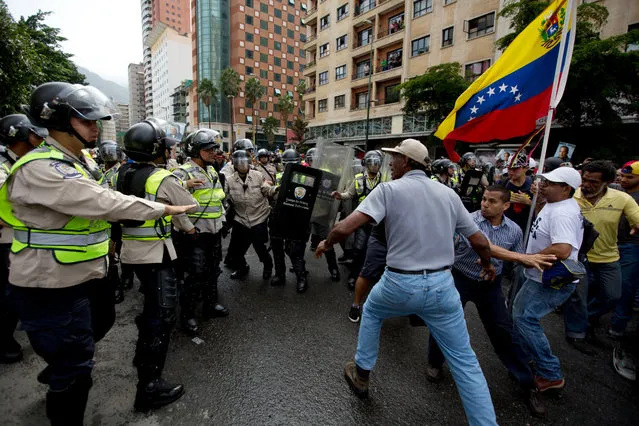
[277,94,295,144]
[244,77,265,143]
[0,5,85,116]
[197,78,218,128]
[295,80,307,115]
[290,116,308,145]
[219,68,241,147]
[261,116,279,147]
[399,62,469,126]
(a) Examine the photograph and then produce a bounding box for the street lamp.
[364,19,374,151]
[227,94,235,153]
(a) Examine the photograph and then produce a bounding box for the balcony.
[354,0,377,18]
[302,61,317,76]
[373,96,400,107]
[375,59,402,74]
[305,7,317,18]
[305,32,318,48]
[376,25,405,47]
[377,0,405,14]
[352,69,373,81]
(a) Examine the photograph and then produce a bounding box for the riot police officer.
[115,120,199,412]
[172,129,229,334]
[458,152,488,212]
[431,158,458,189]
[220,138,256,179]
[0,114,47,363]
[0,82,194,425]
[270,149,309,292]
[256,148,277,184]
[332,150,385,289]
[305,147,317,167]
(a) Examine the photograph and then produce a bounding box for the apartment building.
[127,63,146,125]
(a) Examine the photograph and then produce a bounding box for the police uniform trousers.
[226,221,273,272]
[8,277,115,425]
[127,248,178,386]
[349,224,373,280]
[310,222,339,273]
[179,232,223,318]
[269,217,308,280]
[0,243,20,357]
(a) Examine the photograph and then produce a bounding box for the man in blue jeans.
[316,139,497,426]
[512,167,584,392]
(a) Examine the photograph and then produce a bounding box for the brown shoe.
[426,364,443,383]
[525,388,547,418]
[534,375,565,392]
[344,361,369,398]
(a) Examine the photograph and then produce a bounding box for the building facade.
[115,104,131,139]
[171,80,193,124]
[128,63,146,125]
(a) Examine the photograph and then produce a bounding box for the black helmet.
[257,148,270,159]
[98,140,123,163]
[362,150,383,167]
[0,114,48,146]
[232,149,252,172]
[306,148,317,163]
[234,138,255,152]
[123,120,178,162]
[281,149,300,164]
[432,158,454,174]
[23,82,117,134]
[186,129,221,157]
[459,152,477,167]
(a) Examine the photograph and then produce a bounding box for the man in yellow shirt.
[569,160,639,348]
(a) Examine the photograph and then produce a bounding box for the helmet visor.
[63,86,119,121]
[364,157,381,166]
[233,157,251,172]
[99,144,120,162]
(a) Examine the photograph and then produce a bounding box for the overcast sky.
[6,0,143,87]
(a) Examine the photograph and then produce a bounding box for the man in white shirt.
[512,167,584,393]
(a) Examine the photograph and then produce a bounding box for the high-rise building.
[140,0,190,118]
[148,23,192,122]
[128,63,145,125]
[192,0,306,147]
[115,104,130,138]
[171,80,193,124]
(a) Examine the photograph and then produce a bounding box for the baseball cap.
[621,160,639,176]
[381,138,429,167]
[508,152,529,169]
[543,157,563,172]
[540,166,582,190]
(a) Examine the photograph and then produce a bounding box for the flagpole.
[523,0,577,247]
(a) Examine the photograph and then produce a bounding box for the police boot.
[230,264,250,280]
[347,277,357,291]
[134,377,185,412]
[179,280,200,335]
[0,337,22,364]
[270,274,286,286]
[202,279,229,319]
[46,375,93,426]
[296,272,308,294]
[325,250,341,282]
[121,264,135,290]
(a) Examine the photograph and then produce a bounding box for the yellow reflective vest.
[177,163,225,220]
[0,146,110,264]
[354,172,382,204]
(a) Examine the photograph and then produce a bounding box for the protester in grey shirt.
[316,139,497,426]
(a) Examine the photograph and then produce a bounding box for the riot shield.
[271,163,323,240]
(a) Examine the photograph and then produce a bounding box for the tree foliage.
[244,77,264,143]
[290,116,308,145]
[399,62,469,125]
[197,78,218,128]
[0,4,86,116]
[277,94,295,138]
[261,115,279,146]
[219,68,241,98]
[295,80,306,115]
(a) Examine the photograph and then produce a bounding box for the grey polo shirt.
[356,170,479,271]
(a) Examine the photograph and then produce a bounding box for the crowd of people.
[0,82,637,425]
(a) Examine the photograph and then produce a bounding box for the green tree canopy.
[197,78,218,128]
[261,115,279,147]
[244,77,265,143]
[290,116,308,145]
[219,68,241,98]
[277,95,295,142]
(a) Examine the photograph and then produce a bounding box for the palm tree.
[277,94,295,146]
[261,116,279,147]
[244,77,265,144]
[197,78,218,129]
[295,80,307,116]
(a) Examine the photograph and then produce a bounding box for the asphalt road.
[1,245,638,425]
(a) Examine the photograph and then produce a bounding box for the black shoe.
[230,265,250,280]
[180,318,199,335]
[202,303,229,319]
[134,378,185,412]
[347,277,356,290]
[330,268,341,282]
[348,305,361,323]
[338,255,353,264]
[37,366,52,385]
[566,337,596,356]
[426,364,443,383]
[0,338,23,364]
[122,276,134,290]
[586,329,612,349]
[262,266,272,280]
[114,288,124,304]
[525,387,547,418]
[296,276,308,293]
[270,275,286,286]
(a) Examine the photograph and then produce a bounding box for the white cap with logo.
[540,166,582,190]
[381,138,430,167]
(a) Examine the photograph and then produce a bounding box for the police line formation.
[1,82,638,425]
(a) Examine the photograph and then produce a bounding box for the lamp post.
[227,94,235,153]
[364,19,374,151]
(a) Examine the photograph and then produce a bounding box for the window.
[383,48,402,70]
[288,0,294,5]
[260,101,268,110]
[334,95,345,109]
[357,28,372,47]
[274,24,281,34]
[336,34,347,51]
[388,13,404,35]
[288,13,295,23]
[319,71,328,85]
[355,60,370,79]
[287,90,293,97]
[319,42,329,57]
[320,15,330,30]
[275,73,281,82]
[288,29,294,38]
[274,57,282,66]
[464,59,491,82]
[246,15,254,25]
[413,0,432,18]
[245,99,253,108]
[627,23,639,52]
[246,33,254,42]
[246,116,253,124]
[442,26,454,47]
[359,0,374,14]
[444,0,456,5]
[259,53,268,62]
[260,36,269,47]
[260,19,268,30]
[287,60,294,69]
[411,35,429,56]
[300,33,307,42]
[246,49,254,59]
[275,9,282,18]
[337,4,348,21]
[300,49,306,58]
[245,66,254,75]
[384,84,400,104]
[467,12,495,40]
[335,64,346,80]
[260,69,268,78]
[287,76,294,84]
[288,45,294,54]
[318,99,328,112]
[260,2,269,12]
[275,88,282,96]
[275,41,282,50]
[356,92,369,109]
[246,0,254,7]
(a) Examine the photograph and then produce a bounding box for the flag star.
[470,105,479,114]
[476,96,485,105]
[499,83,508,92]
[515,93,522,102]
[468,116,475,122]
[487,87,495,96]
[510,85,519,94]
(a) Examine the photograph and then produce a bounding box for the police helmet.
[257,148,270,159]
[234,138,255,153]
[281,149,300,165]
[123,120,178,162]
[186,129,221,157]
[459,152,478,168]
[232,149,252,172]
[98,140,123,163]
[362,150,383,167]
[431,158,455,175]
[22,82,117,136]
[306,148,317,163]
[0,114,48,146]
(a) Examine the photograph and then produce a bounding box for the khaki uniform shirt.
[224,169,276,228]
[7,137,166,288]
[120,165,197,265]
[255,162,277,184]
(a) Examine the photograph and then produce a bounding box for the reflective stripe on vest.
[0,145,110,264]
[354,172,380,204]
[178,163,225,220]
[120,168,173,241]
[0,156,12,175]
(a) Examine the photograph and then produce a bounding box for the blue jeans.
[611,244,639,333]
[587,261,622,324]
[355,269,497,426]
[512,278,576,380]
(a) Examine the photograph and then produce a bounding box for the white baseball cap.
[381,138,429,167]
[540,166,582,190]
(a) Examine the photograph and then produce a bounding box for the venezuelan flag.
[435,0,573,143]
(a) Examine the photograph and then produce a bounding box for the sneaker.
[612,347,636,381]
[348,305,361,323]
[426,364,443,383]
[344,361,369,398]
[534,375,565,392]
[566,337,596,356]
